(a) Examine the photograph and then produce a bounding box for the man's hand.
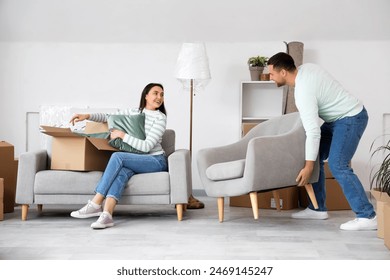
[296,160,315,186]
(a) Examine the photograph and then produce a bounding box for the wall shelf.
[239,81,285,136]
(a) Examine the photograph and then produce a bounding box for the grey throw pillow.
[107,114,146,153]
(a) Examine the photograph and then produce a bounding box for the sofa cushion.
[124,172,170,195]
[206,159,245,181]
[35,170,170,196]
[35,170,103,194]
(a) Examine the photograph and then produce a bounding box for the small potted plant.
[247,55,268,81]
[369,137,390,240]
[370,138,390,196]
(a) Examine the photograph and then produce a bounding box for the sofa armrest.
[15,149,48,204]
[168,149,192,203]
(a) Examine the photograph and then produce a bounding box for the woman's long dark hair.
[138,83,167,115]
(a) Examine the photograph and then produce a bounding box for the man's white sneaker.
[91,211,114,229]
[340,216,377,231]
[70,200,102,218]
[291,207,329,220]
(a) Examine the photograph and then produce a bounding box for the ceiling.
[1,0,389,43]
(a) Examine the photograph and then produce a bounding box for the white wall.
[1,0,389,191]
[1,40,390,190]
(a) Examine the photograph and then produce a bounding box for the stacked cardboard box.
[299,161,351,210]
[0,141,19,213]
[0,178,4,220]
[40,122,116,171]
[229,186,299,210]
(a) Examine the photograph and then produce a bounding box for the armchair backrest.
[161,129,175,157]
[243,112,302,140]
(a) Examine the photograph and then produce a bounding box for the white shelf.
[239,81,285,137]
[241,80,275,84]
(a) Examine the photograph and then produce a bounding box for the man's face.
[268,65,286,87]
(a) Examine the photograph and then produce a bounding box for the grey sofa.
[15,129,192,221]
[197,112,319,222]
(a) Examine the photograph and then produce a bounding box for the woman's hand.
[69,114,90,125]
[110,129,125,140]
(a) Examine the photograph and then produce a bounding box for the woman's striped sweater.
[89,108,167,155]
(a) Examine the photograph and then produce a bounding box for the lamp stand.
[189,78,194,156]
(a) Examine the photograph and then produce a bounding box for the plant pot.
[370,189,390,239]
[249,66,264,81]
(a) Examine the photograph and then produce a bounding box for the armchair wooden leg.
[22,204,29,221]
[304,184,319,209]
[217,197,224,223]
[176,204,184,221]
[272,190,281,211]
[37,204,43,214]
[249,192,259,220]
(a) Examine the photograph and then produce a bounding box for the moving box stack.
[0,141,19,216]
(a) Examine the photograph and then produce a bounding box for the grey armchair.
[15,129,192,221]
[197,112,319,222]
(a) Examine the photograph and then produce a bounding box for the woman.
[69,83,167,229]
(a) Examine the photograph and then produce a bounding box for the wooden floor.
[1,194,389,260]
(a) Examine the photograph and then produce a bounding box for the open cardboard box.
[40,123,117,171]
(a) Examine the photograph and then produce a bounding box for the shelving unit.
[240,81,285,136]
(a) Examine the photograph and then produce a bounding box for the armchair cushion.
[206,159,245,181]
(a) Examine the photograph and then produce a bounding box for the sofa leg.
[22,204,29,221]
[37,204,43,214]
[249,192,259,220]
[176,204,184,221]
[217,197,224,223]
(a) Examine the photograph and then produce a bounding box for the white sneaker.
[70,200,102,218]
[340,216,377,231]
[291,207,329,220]
[91,211,114,229]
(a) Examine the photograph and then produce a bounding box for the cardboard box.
[0,178,4,221]
[384,203,390,250]
[230,186,299,210]
[40,124,117,171]
[370,189,390,239]
[85,121,109,134]
[324,161,333,179]
[242,123,259,136]
[299,178,351,210]
[0,141,18,213]
[325,179,351,210]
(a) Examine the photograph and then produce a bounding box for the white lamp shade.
[174,42,211,80]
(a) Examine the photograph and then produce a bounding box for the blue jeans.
[95,152,168,201]
[309,107,375,218]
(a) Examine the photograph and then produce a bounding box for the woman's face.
[145,86,164,110]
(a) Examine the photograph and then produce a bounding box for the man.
[267,52,376,231]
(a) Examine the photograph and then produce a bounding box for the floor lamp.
[174,42,211,155]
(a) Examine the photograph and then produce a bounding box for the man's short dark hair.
[267,52,296,72]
